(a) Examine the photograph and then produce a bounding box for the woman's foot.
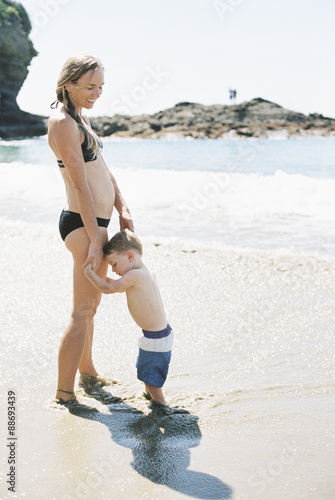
[79,373,119,389]
[55,389,77,403]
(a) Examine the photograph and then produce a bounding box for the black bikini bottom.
[59,210,110,241]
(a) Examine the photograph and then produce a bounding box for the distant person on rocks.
[48,53,134,404]
[84,230,173,406]
[229,88,237,104]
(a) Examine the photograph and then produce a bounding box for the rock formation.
[0,2,334,140]
[91,98,335,140]
[0,0,46,138]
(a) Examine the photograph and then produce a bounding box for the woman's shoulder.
[49,105,70,124]
[49,107,79,136]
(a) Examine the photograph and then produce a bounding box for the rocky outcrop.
[0,0,47,138]
[0,0,334,143]
[91,98,335,139]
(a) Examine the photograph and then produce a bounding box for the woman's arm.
[101,157,135,232]
[49,115,103,269]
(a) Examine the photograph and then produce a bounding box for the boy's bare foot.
[142,391,152,401]
[144,383,166,405]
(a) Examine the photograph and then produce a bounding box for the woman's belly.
[61,160,115,218]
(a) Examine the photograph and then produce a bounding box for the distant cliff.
[91,98,335,139]
[0,0,46,138]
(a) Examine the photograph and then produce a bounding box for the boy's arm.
[84,264,139,294]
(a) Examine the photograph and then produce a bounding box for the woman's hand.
[82,240,103,272]
[119,211,135,232]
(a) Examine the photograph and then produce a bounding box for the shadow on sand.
[68,390,232,499]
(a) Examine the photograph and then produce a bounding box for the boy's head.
[103,230,143,276]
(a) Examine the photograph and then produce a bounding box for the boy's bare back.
[121,265,167,331]
[84,259,167,332]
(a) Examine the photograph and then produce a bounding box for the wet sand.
[0,224,335,499]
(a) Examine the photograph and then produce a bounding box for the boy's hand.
[84,263,94,276]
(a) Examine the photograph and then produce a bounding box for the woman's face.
[66,68,104,111]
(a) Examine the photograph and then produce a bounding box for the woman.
[48,54,134,403]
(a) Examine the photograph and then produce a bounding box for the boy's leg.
[145,383,166,405]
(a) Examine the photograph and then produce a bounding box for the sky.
[16,0,335,119]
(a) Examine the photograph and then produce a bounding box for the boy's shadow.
[69,391,232,499]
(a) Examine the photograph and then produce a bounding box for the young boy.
[84,230,173,406]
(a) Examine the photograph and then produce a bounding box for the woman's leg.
[78,319,97,377]
[56,227,108,402]
[79,256,108,376]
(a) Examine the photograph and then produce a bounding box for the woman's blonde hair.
[51,53,104,154]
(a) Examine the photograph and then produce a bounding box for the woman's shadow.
[69,391,233,499]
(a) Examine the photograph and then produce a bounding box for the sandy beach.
[1,217,334,499]
[1,0,335,495]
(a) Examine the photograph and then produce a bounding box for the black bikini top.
[57,132,103,168]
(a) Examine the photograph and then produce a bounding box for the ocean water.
[1,136,335,254]
[1,136,335,500]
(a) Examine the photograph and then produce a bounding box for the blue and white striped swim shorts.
[136,324,173,388]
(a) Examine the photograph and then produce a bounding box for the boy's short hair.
[103,230,143,256]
